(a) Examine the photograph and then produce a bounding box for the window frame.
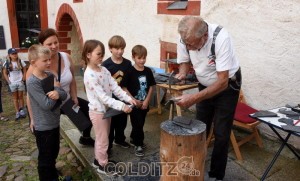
[157,0,200,15]
[6,0,48,51]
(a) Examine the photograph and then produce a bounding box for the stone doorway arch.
[55,3,84,76]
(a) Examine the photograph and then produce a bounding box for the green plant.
[21,37,39,48]
[81,168,97,181]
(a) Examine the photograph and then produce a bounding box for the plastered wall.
[1,0,299,148]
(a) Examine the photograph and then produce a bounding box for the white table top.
[251,107,300,136]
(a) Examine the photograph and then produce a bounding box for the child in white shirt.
[82,39,136,175]
[3,48,27,120]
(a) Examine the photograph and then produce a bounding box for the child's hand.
[141,100,149,110]
[136,100,143,109]
[72,97,79,107]
[129,99,138,107]
[30,119,35,133]
[54,78,61,87]
[122,104,133,113]
[130,99,142,108]
[47,90,59,100]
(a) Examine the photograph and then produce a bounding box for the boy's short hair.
[132,45,147,58]
[108,35,126,49]
[28,44,51,63]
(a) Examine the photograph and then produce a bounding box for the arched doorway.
[56,3,84,76]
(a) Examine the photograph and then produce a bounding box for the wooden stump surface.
[160,119,207,181]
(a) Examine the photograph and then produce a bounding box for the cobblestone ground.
[0,84,96,181]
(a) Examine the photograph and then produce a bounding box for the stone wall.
[200,0,300,148]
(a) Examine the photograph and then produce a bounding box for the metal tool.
[164,71,177,121]
[103,105,134,119]
[164,71,193,129]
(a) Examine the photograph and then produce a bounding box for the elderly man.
[175,16,241,180]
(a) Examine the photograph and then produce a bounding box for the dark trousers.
[196,84,240,180]
[109,112,128,148]
[60,97,92,137]
[129,108,149,146]
[77,97,92,137]
[35,127,60,181]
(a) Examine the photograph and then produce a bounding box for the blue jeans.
[35,127,60,181]
[196,81,240,180]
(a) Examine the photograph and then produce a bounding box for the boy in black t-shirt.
[102,35,132,152]
[121,45,156,157]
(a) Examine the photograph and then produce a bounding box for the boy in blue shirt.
[121,45,156,156]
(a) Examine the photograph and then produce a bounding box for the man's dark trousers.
[196,84,240,180]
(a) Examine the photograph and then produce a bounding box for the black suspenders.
[210,26,223,60]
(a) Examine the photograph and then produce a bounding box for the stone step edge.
[59,116,103,181]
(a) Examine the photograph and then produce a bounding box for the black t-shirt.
[121,66,156,101]
[102,57,132,86]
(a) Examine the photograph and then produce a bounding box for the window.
[157,0,200,16]
[15,0,40,48]
[167,0,188,10]
[7,0,47,50]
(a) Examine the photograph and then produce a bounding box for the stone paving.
[0,83,95,181]
[0,117,95,181]
[1,76,299,181]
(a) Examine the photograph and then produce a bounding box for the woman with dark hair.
[26,28,94,146]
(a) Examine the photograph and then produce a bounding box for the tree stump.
[160,119,206,181]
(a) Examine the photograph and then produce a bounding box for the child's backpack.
[4,58,24,76]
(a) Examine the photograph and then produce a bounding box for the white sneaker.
[204,172,217,181]
[19,109,26,118]
[15,112,20,121]
[96,164,118,176]
[135,146,144,157]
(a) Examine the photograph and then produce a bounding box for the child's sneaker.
[96,164,118,176]
[130,139,146,149]
[113,141,130,148]
[19,109,26,118]
[79,136,95,146]
[135,146,144,157]
[15,112,20,121]
[92,159,100,168]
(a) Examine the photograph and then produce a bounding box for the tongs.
[164,72,193,129]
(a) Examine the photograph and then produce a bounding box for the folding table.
[250,107,300,181]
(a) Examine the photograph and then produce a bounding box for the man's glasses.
[180,38,193,47]
[180,38,200,50]
[180,23,208,50]
[180,38,187,45]
[180,38,195,47]
[11,53,18,55]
